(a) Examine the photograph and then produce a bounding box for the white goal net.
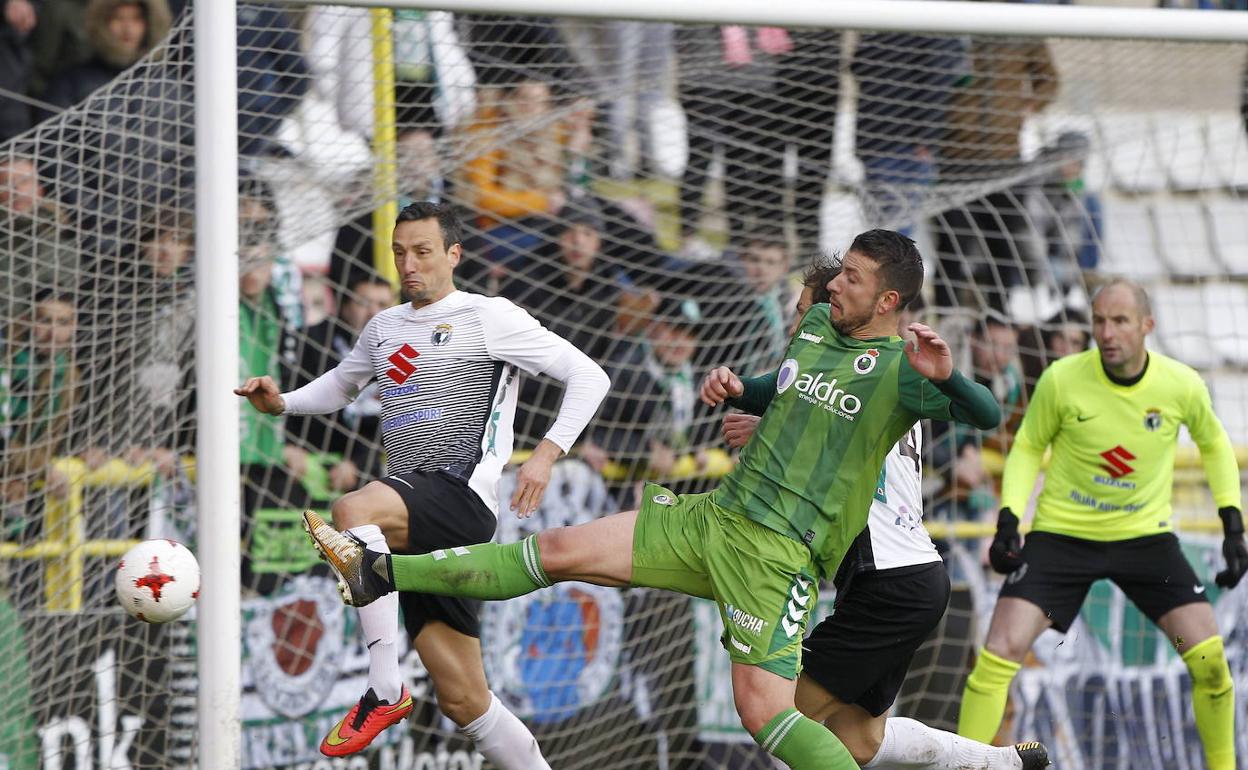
[1,3,1247,769]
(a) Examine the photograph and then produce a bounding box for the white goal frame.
[193,0,1248,764]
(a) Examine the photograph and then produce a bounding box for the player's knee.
[735,697,784,737]
[330,493,373,530]
[535,527,579,578]
[435,684,491,727]
[983,629,1029,664]
[840,731,882,766]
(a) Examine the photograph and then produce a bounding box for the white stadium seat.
[1206,198,1248,276]
[1151,284,1218,369]
[1149,199,1222,277]
[1098,197,1166,280]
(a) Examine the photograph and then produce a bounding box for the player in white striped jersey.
[236,202,610,764]
[724,257,1046,770]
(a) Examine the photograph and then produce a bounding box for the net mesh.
[0,4,1246,769]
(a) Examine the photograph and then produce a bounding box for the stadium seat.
[1201,283,1248,367]
[1205,112,1248,189]
[1151,283,1218,368]
[1153,112,1220,192]
[1097,113,1167,193]
[1206,198,1248,276]
[1149,199,1222,277]
[1207,371,1248,446]
[1098,197,1166,280]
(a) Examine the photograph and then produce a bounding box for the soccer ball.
[115,539,200,623]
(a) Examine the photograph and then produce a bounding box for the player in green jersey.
[303,229,1002,770]
[958,278,1247,770]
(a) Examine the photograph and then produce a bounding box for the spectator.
[330,125,451,290]
[776,28,842,257]
[284,275,394,492]
[28,0,91,102]
[461,76,593,276]
[459,14,589,99]
[1017,307,1090,394]
[306,6,476,140]
[0,155,76,325]
[1,0,37,141]
[1027,131,1102,294]
[737,229,793,358]
[42,0,172,115]
[1,290,81,514]
[675,24,787,256]
[851,32,966,235]
[931,313,1024,521]
[236,3,308,156]
[933,34,1057,311]
[497,202,626,445]
[583,295,707,493]
[240,176,302,330]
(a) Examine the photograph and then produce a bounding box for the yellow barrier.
[3,445,1236,612]
[1,456,175,610]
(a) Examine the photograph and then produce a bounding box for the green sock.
[957,647,1021,743]
[390,534,552,600]
[753,708,858,770]
[1182,635,1236,770]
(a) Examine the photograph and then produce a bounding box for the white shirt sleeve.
[479,296,611,453]
[280,318,378,416]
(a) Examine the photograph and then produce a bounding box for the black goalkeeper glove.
[1215,506,1248,589]
[988,508,1025,575]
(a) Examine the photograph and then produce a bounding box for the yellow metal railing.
[3,445,1237,610]
[1,457,177,611]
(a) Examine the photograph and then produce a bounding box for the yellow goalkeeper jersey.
[1001,349,1241,541]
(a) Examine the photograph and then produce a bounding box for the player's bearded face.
[828,255,882,335]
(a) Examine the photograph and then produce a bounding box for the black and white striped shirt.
[281,291,610,512]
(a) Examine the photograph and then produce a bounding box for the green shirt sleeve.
[897,358,1001,430]
[1001,366,1060,514]
[728,370,778,416]
[1183,373,1243,510]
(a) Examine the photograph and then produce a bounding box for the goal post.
[1,1,1247,768]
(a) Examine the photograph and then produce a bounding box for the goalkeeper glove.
[1215,506,1247,589]
[988,508,1025,575]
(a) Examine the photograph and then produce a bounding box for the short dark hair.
[847,229,924,311]
[801,254,841,305]
[396,200,463,249]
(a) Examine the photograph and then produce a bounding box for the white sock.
[348,524,402,704]
[863,717,1023,770]
[460,692,551,770]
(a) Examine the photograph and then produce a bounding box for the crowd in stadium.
[0,2,1233,552]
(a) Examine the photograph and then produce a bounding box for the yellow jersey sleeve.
[1000,366,1059,515]
[1020,350,1232,541]
[1181,370,1242,510]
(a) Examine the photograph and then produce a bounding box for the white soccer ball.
[115,539,200,623]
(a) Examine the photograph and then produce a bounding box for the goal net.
[1,3,1246,769]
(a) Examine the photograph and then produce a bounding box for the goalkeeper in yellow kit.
[957,278,1248,770]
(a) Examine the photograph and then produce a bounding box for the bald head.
[1091,277,1154,378]
[1092,278,1151,319]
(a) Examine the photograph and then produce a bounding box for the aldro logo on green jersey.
[776,358,862,420]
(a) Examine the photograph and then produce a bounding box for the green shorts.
[631,483,818,679]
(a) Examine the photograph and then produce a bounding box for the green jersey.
[712,305,1000,576]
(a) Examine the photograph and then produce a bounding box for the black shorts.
[380,470,498,640]
[801,561,950,718]
[998,531,1208,633]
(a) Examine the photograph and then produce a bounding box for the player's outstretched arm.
[234,375,285,415]
[702,367,778,416]
[903,323,953,382]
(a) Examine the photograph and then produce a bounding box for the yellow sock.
[1182,635,1236,770]
[957,648,1021,743]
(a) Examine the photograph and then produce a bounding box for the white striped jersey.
[836,425,941,584]
[281,291,609,512]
